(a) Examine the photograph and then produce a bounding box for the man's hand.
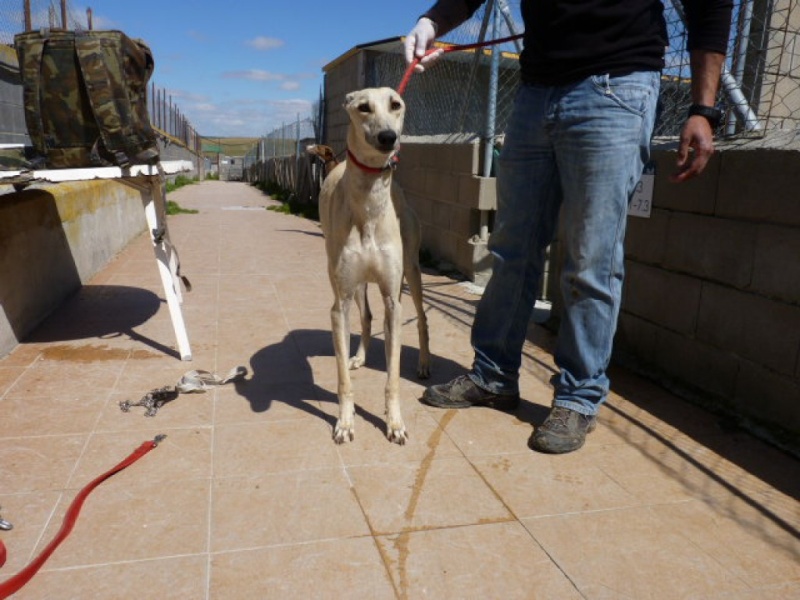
[670,115,716,183]
[672,49,726,183]
[404,17,444,73]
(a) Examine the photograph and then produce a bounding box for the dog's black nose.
[377,130,397,149]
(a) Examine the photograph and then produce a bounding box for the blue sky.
[79,0,437,137]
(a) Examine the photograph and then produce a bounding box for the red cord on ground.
[0,436,164,599]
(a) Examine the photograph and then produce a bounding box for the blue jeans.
[469,71,660,416]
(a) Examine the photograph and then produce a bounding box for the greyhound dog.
[319,87,430,444]
[306,144,339,177]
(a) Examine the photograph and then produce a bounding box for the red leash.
[398,33,524,95]
[0,435,166,599]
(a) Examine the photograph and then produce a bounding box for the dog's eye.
[358,103,371,113]
[390,101,402,111]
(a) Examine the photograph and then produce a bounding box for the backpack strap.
[73,32,132,168]
[16,32,48,158]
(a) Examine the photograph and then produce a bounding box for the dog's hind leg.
[348,283,371,370]
[331,292,356,443]
[404,263,430,379]
[382,289,407,444]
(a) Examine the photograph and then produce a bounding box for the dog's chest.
[336,218,402,283]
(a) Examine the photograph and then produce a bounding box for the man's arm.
[671,0,733,183]
[670,49,726,183]
[421,0,485,38]
[405,0,485,71]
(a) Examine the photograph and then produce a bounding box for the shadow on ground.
[24,284,179,359]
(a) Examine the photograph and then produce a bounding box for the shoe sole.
[421,391,520,411]
[528,419,597,454]
[528,435,586,454]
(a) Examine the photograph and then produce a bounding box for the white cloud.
[187,30,210,43]
[246,36,284,51]
[178,97,315,137]
[193,103,219,112]
[222,69,285,82]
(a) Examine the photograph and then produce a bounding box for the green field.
[201,137,259,157]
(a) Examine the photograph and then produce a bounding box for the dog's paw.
[386,422,408,445]
[333,421,355,444]
[416,362,431,380]
[348,355,365,370]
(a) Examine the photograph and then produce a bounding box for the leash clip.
[0,506,13,531]
[152,434,167,447]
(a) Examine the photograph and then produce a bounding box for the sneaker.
[529,406,597,454]
[421,375,520,410]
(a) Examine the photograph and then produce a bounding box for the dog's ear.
[344,92,357,109]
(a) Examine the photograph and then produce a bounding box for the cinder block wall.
[0,181,148,357]
[612,139,800,442]
[394,139,498,284]
[395,135,800,444]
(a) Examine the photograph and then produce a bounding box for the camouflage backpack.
[14,29,159,169]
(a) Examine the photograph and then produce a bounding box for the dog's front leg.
[348,283,371,370]
[404,262,431,379]
[331,293,355,443]
[383,291,407,444]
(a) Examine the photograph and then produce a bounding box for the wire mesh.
[0,0,91,43]
[245,117,317,164]
[0,1,201,153]
[3,0,797,145]
[366,0,800,142]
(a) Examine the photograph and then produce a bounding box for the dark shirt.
[423,0,733,85]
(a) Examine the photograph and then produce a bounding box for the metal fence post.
[669,0,761,131]
[478,3,501,243]
[295,113,301,191]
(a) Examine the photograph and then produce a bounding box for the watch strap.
[688,104,722,128]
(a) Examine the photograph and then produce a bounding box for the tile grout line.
[24,333,132,566]
[205,209,224,600]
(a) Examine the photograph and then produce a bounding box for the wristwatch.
[688,104,722,129]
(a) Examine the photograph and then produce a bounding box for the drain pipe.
[670,0,761,131]
[479,5,501,243]
[726,0,756,134]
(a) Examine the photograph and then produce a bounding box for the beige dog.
[306,144,339,176]
[319,87,430,444]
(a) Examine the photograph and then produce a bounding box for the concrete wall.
[386,133,800,444]
[326,42,800,445]
[0,44,202,358]
[612,137,800,443]
[0,180,149,357]
[393,139,496,284]
[494,136,793,446]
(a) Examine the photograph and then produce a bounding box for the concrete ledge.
[458,175,497,210]
[0,179,147,357]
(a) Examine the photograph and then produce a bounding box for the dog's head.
[344,87,405,156]
[306,144,339,176]
[306,144,336,162]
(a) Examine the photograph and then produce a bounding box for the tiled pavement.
[0,180,798,599]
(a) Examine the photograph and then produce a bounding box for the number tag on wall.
[629,161,655,218]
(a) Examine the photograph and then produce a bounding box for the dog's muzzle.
[377,130,398,152]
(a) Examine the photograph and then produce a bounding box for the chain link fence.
[242,0,798,207]
[1,1,201,155]
[368,0,799,143]
[0,0,92,44]
[243,116,319,202]
[244,116,318,166]
[148,83,201,155]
